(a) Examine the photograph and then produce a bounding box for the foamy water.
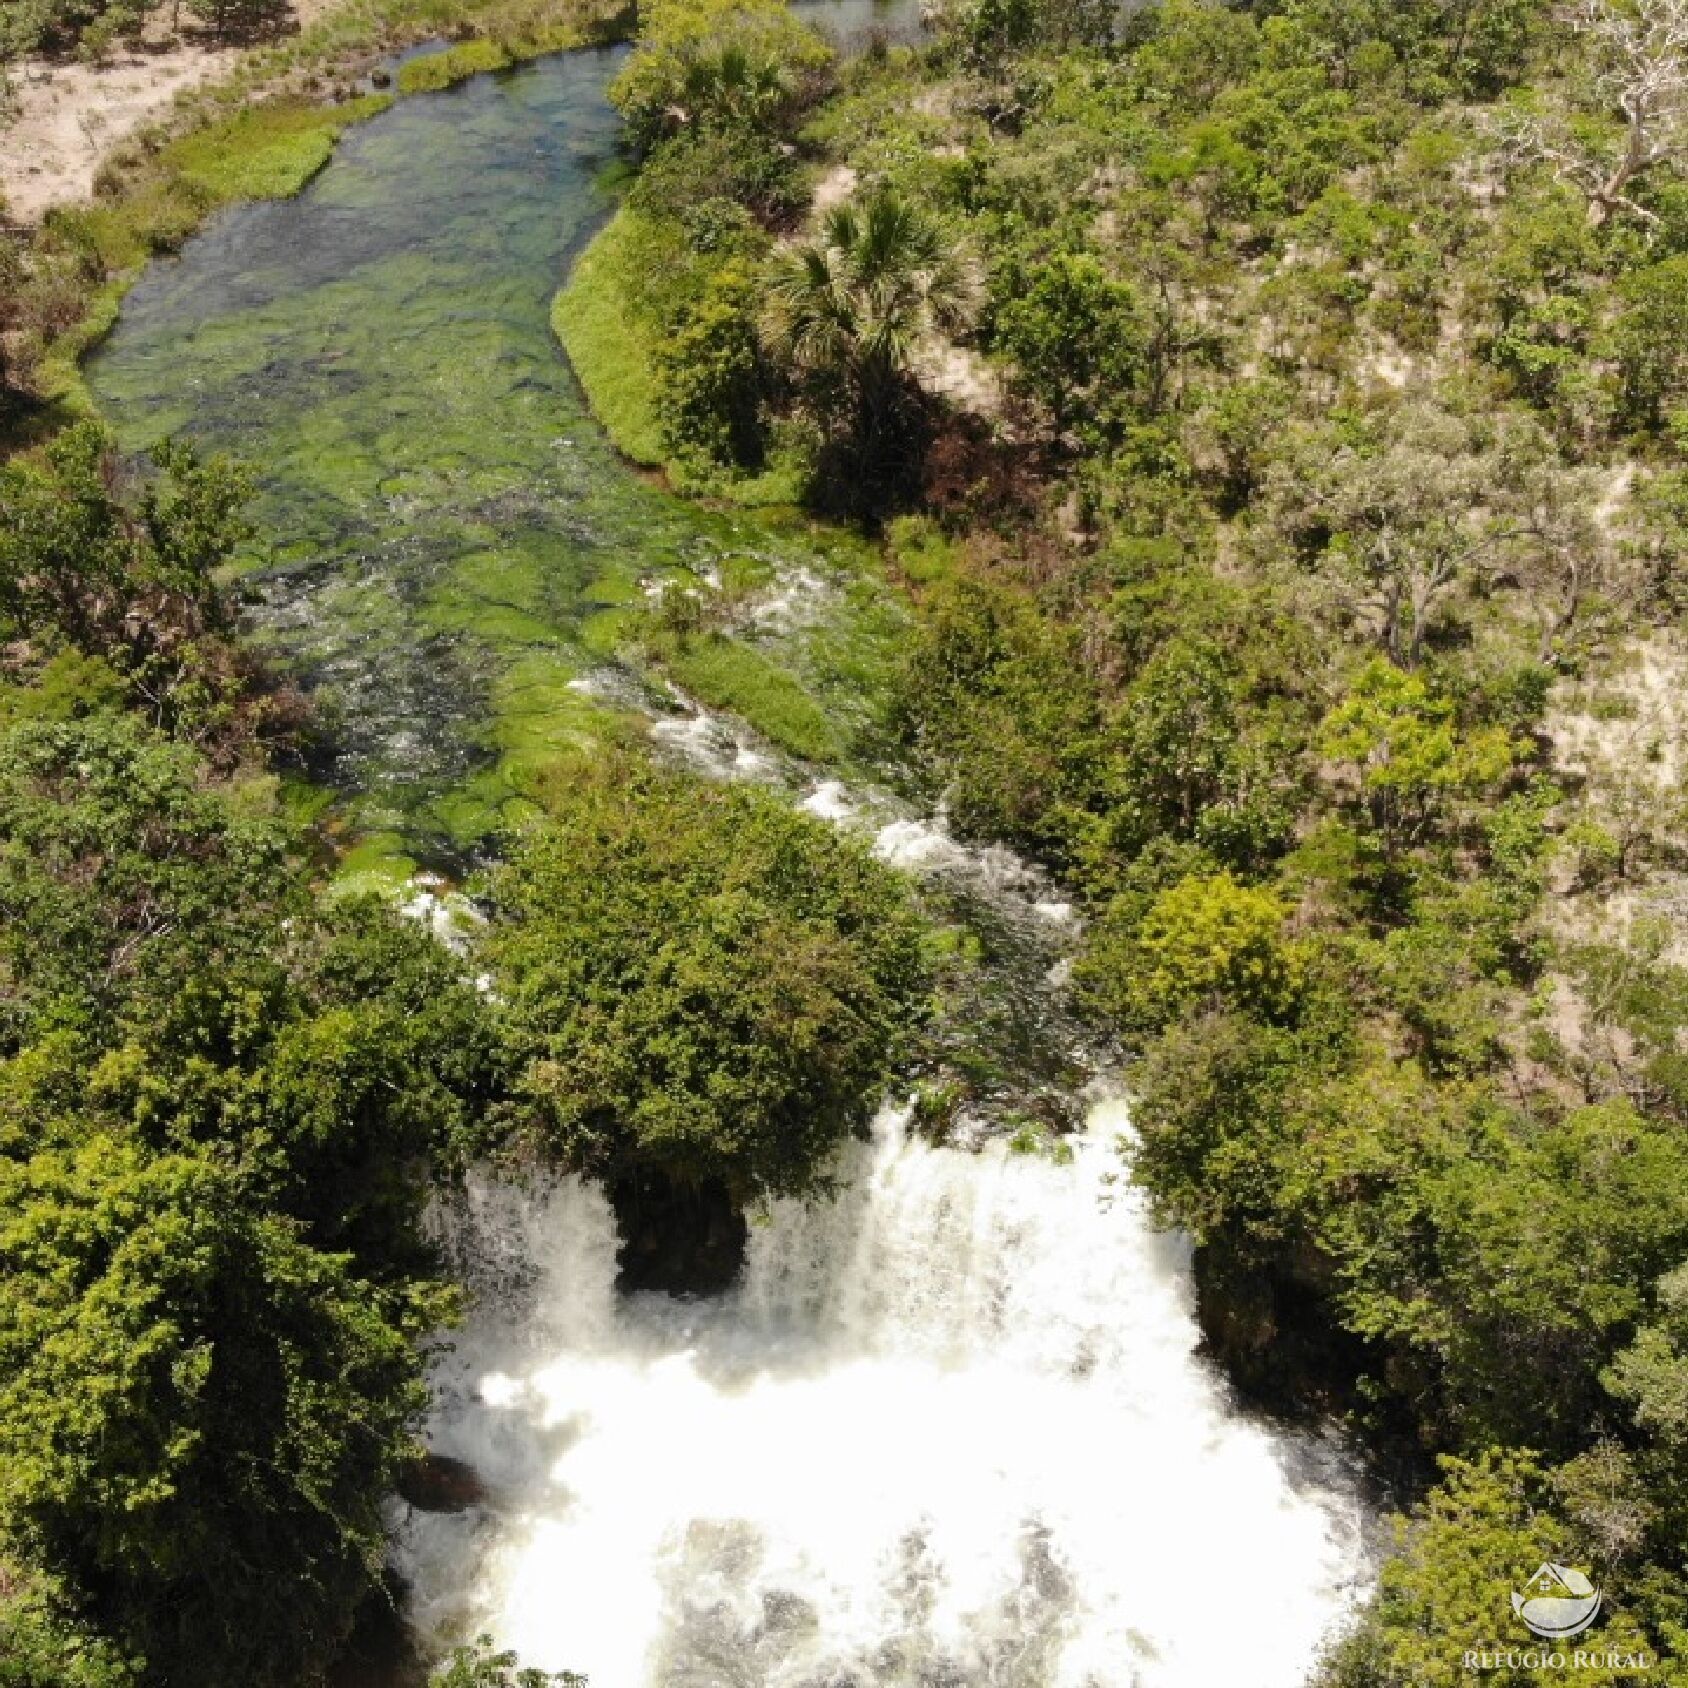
[396,689,1371,1684]
[396,1101,1370,1686]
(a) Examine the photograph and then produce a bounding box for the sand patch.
[810,162,857,214]
[915,336,1000,417]
[2,0,345,222]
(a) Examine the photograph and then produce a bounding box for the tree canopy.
[485,754,928,1203]
[0,714,502,1686]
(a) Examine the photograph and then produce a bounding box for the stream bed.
[89,30,1376,1686]
[90,21,896,865]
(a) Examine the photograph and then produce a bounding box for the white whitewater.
[396,1097,1371,1686]
[397,700,1371,1683]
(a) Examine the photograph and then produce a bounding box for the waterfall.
[85,32,1375,1675]
[395,1099,1371,1687]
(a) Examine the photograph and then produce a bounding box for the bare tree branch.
[1495,0,1688,226]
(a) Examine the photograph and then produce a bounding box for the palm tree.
[677,42,793,134]
[764,185,978,513]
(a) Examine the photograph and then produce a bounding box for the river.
[88,24,1374,1686]
[90,17,899,864]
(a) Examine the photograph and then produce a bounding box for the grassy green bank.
[551,206,667,466]
[552,205,808,506]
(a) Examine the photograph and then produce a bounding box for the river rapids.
[396,765,1372,1688]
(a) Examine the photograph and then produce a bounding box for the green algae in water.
[88,39,903,866]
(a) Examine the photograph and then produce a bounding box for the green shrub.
[486,753,928,1202]
[895,576,1102,864]
[1613,256,1688,434]
[630,123,806,226]
[654,261,768,469]
[607,0,833,150]
[429,1636,587,1688]
[991,252,1148,442]
[1078,871,1300,1037]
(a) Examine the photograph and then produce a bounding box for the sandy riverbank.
[2,0,344,221]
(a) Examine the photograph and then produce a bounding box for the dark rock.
[608,1169,748,1296]
[1193,1236,1391,1429]
[1194,1241,1279,1367]
[396,1452,486,1514]
[326,1571,429,1688]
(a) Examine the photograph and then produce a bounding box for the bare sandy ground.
[1,0,343,222]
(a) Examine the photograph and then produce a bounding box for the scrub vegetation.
[486,751,928,1202]
[2,0,289,58]
[6,0,1688,1679]
[568,0,1688,1671]
[555,0,984,515]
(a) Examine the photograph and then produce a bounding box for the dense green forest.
[4,0,1688,1681]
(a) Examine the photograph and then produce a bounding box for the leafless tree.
[1498,0,1688,227]
[1265,402,1635,667]
[1266,400,1506,667]
[1491,426,1641,659]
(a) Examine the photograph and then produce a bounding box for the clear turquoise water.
[88,14,907,867]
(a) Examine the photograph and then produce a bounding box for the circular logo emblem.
[1512,1564,1602,1640]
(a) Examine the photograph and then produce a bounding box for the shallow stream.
[89,31,1376,1685]
[91,21,894,864]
